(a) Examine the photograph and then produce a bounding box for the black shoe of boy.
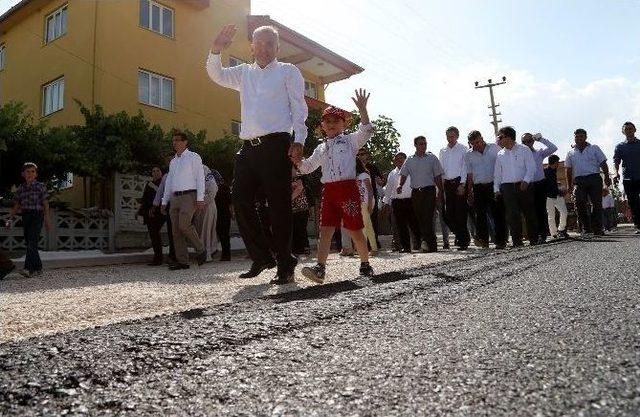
[359,262,374,277]
[301,263,325,284]
[168,263,190,270]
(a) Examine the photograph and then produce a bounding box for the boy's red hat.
[322,106,347,121]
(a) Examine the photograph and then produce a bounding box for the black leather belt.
[174,189,196,196]
[246,132,288,147]
[412,186,435,192]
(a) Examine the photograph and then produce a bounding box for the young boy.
[7,163,50,277]
[295,89,374,284]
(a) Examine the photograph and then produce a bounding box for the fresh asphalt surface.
[1,228,639,416]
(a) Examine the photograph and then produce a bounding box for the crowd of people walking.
[2,24,639,285]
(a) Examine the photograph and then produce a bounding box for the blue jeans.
[22,210,43,272]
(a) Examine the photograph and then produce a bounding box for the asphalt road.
[1,229,639,416]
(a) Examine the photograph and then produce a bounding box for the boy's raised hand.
[351,88,370,112]
[351,89,370,125]
[211,24,237,53]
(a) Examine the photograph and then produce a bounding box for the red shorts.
[320,180,364,230]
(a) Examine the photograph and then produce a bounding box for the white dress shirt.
[206,53,308,144]
[297,124,375,183]
[439,142,468,183]
[494,143,536,193]
[162,149,205,204]
[383,167,412,204]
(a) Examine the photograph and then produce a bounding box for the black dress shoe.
[219,254,231,262]
[271,256,297,284]
[147,261,163,266]
[239,260,276,279]
[168,263,190,270]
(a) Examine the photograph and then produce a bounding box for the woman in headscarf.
[194,165,219,261]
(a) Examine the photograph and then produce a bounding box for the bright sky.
[2,0,639,161]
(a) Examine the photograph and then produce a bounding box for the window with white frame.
[45,5,67,44]
[231,120,241,136]
[304,80,317,99]
[138,69,174,110]
[42,77,65,116]
[229,56,245,67]
[139,0,174,38]
[0,44,5,71]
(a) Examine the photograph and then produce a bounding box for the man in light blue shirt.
[565,128,611,235]
[465,130,507,249]
[613,121,640,233]
[522,132,558,243]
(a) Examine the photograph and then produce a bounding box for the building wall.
[1,0,327,208]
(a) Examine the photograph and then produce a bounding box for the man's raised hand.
[212,24,237,54]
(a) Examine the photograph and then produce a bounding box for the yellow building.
[0,0,363,205]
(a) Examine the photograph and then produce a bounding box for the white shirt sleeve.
[350,123,375,154]
[460,146,468,184]
[206,53,242,91]
[284,65,309,145]
[564,152,573,168]
[537,137,558,159]
[523,147,537,184]
[194,154,205,202]
[298,143,326,174]
[594,145,607,164]
[162,161,174,205]
[494,157,502,193]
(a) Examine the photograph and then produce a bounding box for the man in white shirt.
[161,133,206,270]
[384,152,420,252]
[206,24,308,283]
[494,126,539,247]
[439,126,470,250]
[565,128,611,236]
[521,132,558,243]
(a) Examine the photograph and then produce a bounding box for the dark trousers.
[370,201,380,247]
[146,213,165,261]
[443,177,470,247]
[146,207,174,261]
[473,183,507,246]
[392,198,420,251]
[0,248,14,271]
[575,174,603,234]
[22,210,43,272]
[165,205,176,261]
[411,187,437,251]
[292,210,310,255]
[623,179,640,228]
[533,180,549,239]
[232,133,294,269]
[216,186,232,258]
[501,183,538,245]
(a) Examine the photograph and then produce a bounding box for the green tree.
[347,112,401,172]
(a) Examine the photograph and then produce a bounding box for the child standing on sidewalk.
[356,158,378,255]
[294,89,375,284]
[6,163,50,277]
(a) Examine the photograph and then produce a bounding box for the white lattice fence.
[114,173,149,233]
[0,208,114,252]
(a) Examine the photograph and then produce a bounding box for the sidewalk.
[9,237,252,270]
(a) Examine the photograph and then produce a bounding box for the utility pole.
[475,77,507,137]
